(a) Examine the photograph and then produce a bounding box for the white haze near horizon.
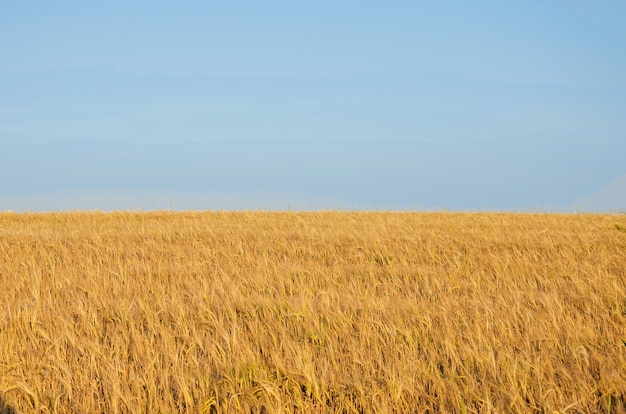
[1,1,625,212]
[1,180,625,213]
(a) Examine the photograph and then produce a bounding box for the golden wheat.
[0,211,624,413]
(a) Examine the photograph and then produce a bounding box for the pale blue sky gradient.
[1,1,625,211]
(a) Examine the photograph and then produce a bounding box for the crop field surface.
[0,211,625,413]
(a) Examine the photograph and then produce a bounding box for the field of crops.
[0,211,624,413]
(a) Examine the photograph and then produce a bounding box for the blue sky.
[1,1,625,211]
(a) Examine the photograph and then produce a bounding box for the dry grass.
[0,211,625,413]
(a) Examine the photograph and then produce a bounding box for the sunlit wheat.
[0,211,624,413]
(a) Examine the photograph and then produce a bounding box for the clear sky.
[1,1,625,211]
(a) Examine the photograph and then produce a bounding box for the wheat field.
[0,211,624,413]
